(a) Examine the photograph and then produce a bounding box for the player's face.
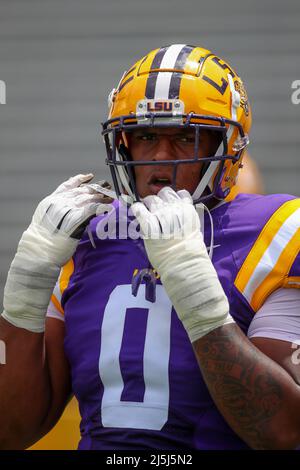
[128,127,219,197]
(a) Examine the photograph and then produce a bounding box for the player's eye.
[136,133,158,142]
[175,134,196,144]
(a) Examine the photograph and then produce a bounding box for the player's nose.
[152,136,175,161]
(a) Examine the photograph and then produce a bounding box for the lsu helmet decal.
[102,44,252,204]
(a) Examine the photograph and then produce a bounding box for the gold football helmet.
[102,44,252,204]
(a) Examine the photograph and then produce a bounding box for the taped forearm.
[156,236,233,342]
[2,224,77,332]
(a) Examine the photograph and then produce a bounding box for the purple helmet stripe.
[150,46,169,70]
[173,45,194,70]
[168,72,183,99]
[145,72,159,99]
[118,75,134,93]
[168,45,195,99]
[122,65,137,80]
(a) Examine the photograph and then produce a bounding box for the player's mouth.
[147,173,173,194]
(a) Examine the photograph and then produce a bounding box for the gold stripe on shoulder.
[235,199,300,292]
[251,227,300,310]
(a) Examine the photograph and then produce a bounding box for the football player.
[1,44,300,450]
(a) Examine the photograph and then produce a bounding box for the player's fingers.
[142,195,164,212]
[71,185,101,195]
[157,186,180,203]
[177,189,193,204]
[54,173,94,194]
[131,202,160,238]
[73,192,114,208]
[131,202,150,220]
[66,185,114,207]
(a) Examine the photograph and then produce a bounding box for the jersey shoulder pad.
[234,194,300,311]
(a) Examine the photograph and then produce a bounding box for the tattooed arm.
[193,323,300,450]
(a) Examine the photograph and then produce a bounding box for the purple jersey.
[50,193,300,449]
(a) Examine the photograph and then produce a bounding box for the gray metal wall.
[1,0,299,302]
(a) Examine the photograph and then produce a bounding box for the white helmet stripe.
[154,44,186,99]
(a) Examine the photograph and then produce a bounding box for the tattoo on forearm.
[194,324,283,449]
